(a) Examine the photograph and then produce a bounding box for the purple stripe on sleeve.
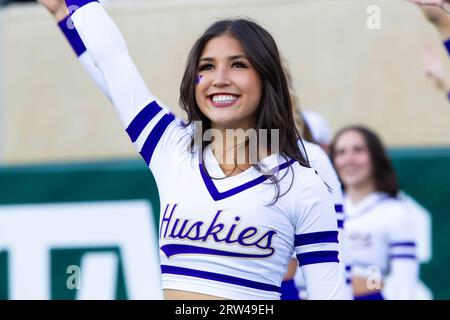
[297,250,339,266]
[294,231,338,247]
[139,113,175,165]
[126,101,163,142]
[58,15,87,57]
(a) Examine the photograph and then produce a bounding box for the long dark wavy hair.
[330,126,399,197]
[179,18,309,204]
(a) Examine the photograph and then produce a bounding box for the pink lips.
[208,94,240,108]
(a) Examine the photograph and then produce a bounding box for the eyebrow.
[199,55,247,62]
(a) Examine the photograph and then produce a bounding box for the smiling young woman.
[40,0,344,300]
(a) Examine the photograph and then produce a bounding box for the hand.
[423,45,450,92]
[413,0,450,13]
[38,0,69,22]
[419,4,450,25]
[413,0,450,38]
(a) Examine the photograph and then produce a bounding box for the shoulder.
[286,163,337,230]
[288,163,334,205]
[376,196,412,229]
[378,196,407,216]
[301,140,323,163]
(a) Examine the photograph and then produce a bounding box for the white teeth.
[211,95,237,103]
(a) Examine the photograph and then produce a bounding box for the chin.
[343,177,364,188]
[210,118,242,129]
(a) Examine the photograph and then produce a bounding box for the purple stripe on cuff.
[160,265,281,293]
[389,254,416,260]
[389,242,416,247]
[337,219,344,229]
[140,113,175,165]
[335,204,343,213]
[297,250,339,266]
[126,101,163,142]
[294,231,338,247]
[58,15,86,57]
[65,0,98,14]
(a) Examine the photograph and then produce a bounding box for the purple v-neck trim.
[199,159,296,201]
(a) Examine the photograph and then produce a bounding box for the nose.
[341,150,357,165]
[212,66,231,87]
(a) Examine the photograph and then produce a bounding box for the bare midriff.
[164,289,228,300]
[352,276,384,297]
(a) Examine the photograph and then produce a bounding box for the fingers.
[412,0,450,13]
[423,45,450,91]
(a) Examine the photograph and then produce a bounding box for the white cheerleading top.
[65,0,343,299]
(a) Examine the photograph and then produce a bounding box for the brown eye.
[198,63,214,71]
[232,61,247,68]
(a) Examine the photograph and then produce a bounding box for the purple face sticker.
[195,75,203,85]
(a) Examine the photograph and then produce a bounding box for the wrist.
[54,6,69,22]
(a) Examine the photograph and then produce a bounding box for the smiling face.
[333,129,374,189]
[195,34,262,131]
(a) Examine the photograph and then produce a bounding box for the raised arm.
[61,0,187,181]
[39,0,110,98]
[64,0,155,124]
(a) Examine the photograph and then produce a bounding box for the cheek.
[195,81,207,106]
[334,156,346,174]
[242,76,262,109]
[355,153,373,180]
[359,154,372,171]
[251,76,262,101]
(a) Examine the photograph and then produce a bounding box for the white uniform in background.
[62,0,344,299]
[301,109,332,147]
[383,192,433,300]
[344,192,419,300]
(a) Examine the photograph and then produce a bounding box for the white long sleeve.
[66,0,189,183]
[386,204,419,300]
[58,14,110,98]
[69,1,155,126]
